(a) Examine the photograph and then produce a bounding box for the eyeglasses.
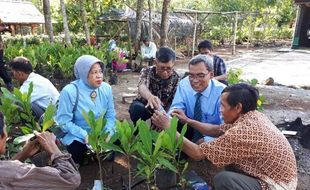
[89,70,103,76]
[156,67,173,73]
[188,72,209,80]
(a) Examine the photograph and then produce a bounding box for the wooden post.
[174,35,177,50]
[192,13,198,57]
[248,19,254,49]
[232,11,238,55]
[127,20,133,68]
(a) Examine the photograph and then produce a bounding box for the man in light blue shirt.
[166,54,226,143]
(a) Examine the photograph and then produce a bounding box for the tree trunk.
[160,0,170,46]
[43,0,54,43]
[135,0,144,54]
[80,0,91,45]
[148,0,153,41]
[60,0,71,45]
[92,0,97,35]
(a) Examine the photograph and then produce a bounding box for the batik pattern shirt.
[137,66,179,109]
[200,111,297,190]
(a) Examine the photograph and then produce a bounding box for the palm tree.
[160,0,170,46]
[43,0,54,43]
[135,0,144,54]
[80,0,91,45]
[60,0,71,45]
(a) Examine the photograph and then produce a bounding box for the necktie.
[193,93,203,122]
[192,93,203,142]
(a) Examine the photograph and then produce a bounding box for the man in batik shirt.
[152,83,297,190]
[129,47,179,124]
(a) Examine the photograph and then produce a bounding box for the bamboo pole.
[192,13,198,57]
[127,20,133,67]
[232,11,238,55]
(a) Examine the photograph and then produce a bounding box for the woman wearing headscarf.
[56,55,116,164]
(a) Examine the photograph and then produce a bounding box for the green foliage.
[226,68,265,111]
[4,40,109,79]
[155,117,188,187]
[82,110,110,184]
[101,120,138,190]
[0,83,38,134]
[82,110,109,153]
[42,104,57,132]
[134,121,165,186]
[227,68,243,85]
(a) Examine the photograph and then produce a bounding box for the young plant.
[227,68,243,85]
[82,110,109,187]
[0,90,20,133]
[133,120,166,190]
[13,104,56,145]
[160,117,188,187]
[101,120,138,190]
[227,68,265,111]
[1,83,38,134]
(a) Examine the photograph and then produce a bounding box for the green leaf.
[153,131,164,157]
[20,126,33,134]
[138,120,152,154]
[13,133,35,144]
[42,120,55,132]
[157,157,178,173]
[101,143,124,154]
[42,104,56,132]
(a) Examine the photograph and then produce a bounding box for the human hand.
[22,139,41,157]
[151,110,171,130]
[14,139,41,161]
[171,109,190,124]
[35,131,61,155]
[146,95,161,110]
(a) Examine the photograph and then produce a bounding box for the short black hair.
[222,83,259,113]
[0,112,4,136]
[142,36,150,43]
[188,54,213,72]
[198,40,213,51]
[9,57,33,74]
[156,47,176,63]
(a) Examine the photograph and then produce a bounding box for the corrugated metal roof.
[0,0,45,24]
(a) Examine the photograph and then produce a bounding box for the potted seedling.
[13,103,57,166]
[157,117,188,189]
[133,120,169,190]
[1,82,39,134]
[101,120,138,190]
[82,110,110,190]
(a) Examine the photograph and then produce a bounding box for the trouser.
[0,49,12,85]
[129,100,153,125]
[213,171,262,190]
[31,102,46,122]
[67,140,88,165]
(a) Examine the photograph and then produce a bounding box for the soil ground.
[77,45,310,190]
